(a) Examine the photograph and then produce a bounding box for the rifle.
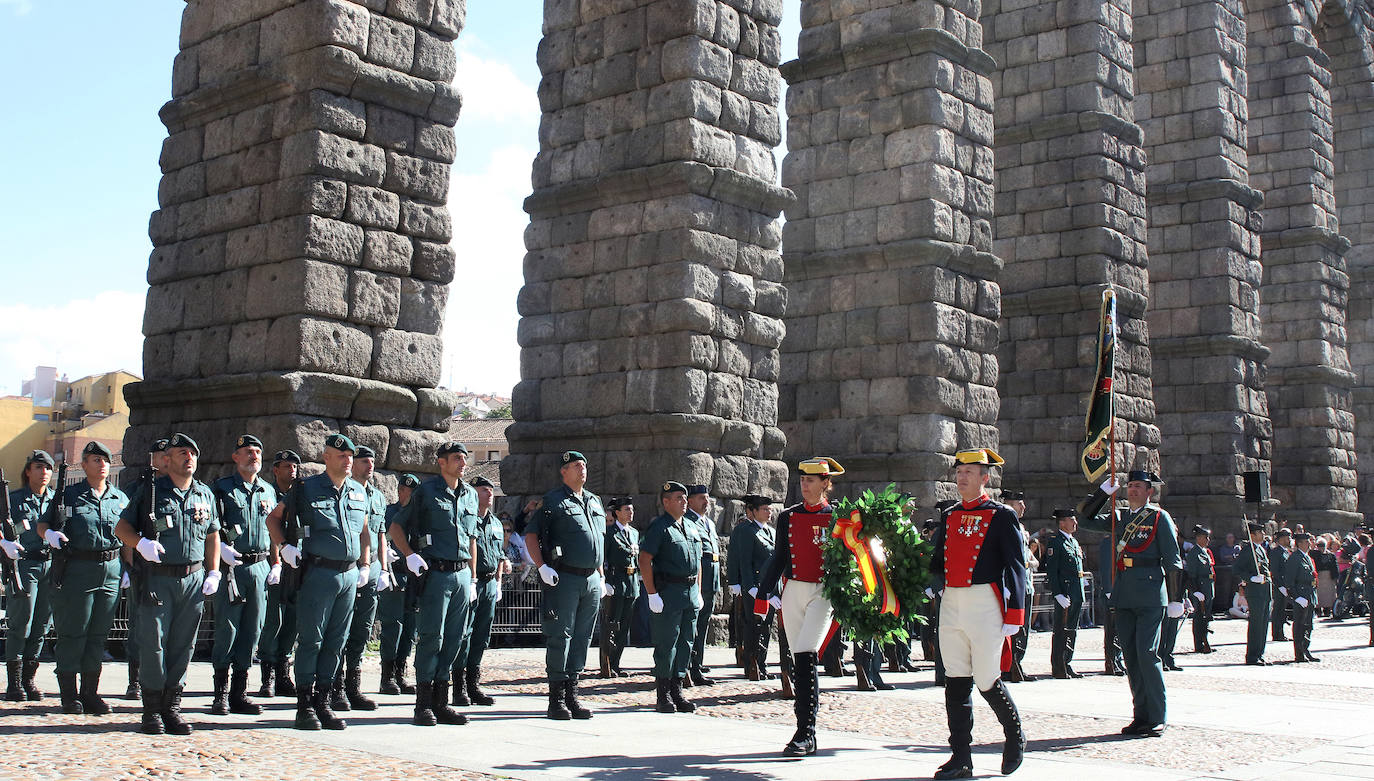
[0,469,21,593]
[279,476,307,605]
[132,467,163,607]
[48,462,71,591]
[211,483,245,604]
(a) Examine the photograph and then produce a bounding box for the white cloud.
[454,42,540,126]
[0,290,145,395]
[0,0,33,16]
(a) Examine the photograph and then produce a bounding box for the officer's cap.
[273,449,302,465]
[606,496,633,510]
[1002,490,1025,501]
[1191,524,1211,537]
[954,448,1003,467]
[1126,469,1162,485]
[1246,521,1265,533]
[398,473,421,489]
[1294,532,1311,542]
[798,456,844,477]
[323,433,355,453]
[152,438,170,453]
[25,450,55,468]
[742,494,775,509]
[561,450,586,465]
[687,484,710,496]
[167,433,199,455]
[355,445,377,459]
[1052,508,1077,521]
[234,434,263,451]
[1274,527,1292,539]
[438,441,468,457]
[661,481,687,496]
[469,476,494,489]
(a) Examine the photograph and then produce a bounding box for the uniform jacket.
[1042,529,1085,604]
[530,485,605,571]
[9,486,54,555]
[731,521,776,595]
[603,521,640,596]
[685,508,720,593]
[929,495,1029,624]
[757,501,833,598]
[1233,541,1271,597]
[1283,549,1317,602]
[641,512,702,612]
[212,473,276,553]
[1183,543,1215,600]
[53,480,127,553]
[121,475,221,566]
[1104,503,1182,609]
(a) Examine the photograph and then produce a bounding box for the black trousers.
[1051,600,1082,675]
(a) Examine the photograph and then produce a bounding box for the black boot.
[329,671,350,712]
[449,667,470,707]
[610,646,628,677]
[563,675,592,719]
[80,668,111,715]
[210,667,230,715]
[689,666,713,686]
[230,668,262,715]
[275,660,297,697]
[935,676,974,779]
[467,665,494,706]
[162,686,193,735]
[57,672,83,714]
[257,660,275,698]
[432,680,467,725]
[125,659,141,700]
[345,664,376,711]
[782,652,818,757]
[395,658,416,694]
[379,660,400,695]
[655,679,675,713]
[668,676,696,713]
[140,689,165,735]
[313,681,347,730]
[5,660,22,701]
[412,681,437,726]
[294,683,321,730]
[981,679,1026,775]
[21,658,43,701]
[547,680,571,720]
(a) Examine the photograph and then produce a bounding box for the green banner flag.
[1080,288,1116,483]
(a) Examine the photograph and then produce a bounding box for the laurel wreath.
[821,484,934,644]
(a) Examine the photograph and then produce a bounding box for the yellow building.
[0,369,139,486]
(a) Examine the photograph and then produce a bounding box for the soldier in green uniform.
[452,475,507,707]
[257,449,300,698]
[3,450,55,704]
[1284,532,1319,662]
[1157,518,1187,672]
[1043,508,1085,679]
[640,481,703,713]
[1232,521,1272,665]
[209,435,276,716]
[599,496,639,678]
[266,433,372,731]
[1182,525,1215,654]
[122,438,169,701]
[389,441,478,727]
[116,432,222,735]
[735,494,783,681]
[38,444,127,713]
[335,445,390,712]
[523,451,608,720]
[1269,528,1292,641]
[1082,470,1183,737]
[684,484,719,687]
[377,473,420,695]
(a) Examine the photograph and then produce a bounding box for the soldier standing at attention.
[523,451,609,721]
[123,438,170,701]
[684,484,720,687]
[1285,532,1319,662]
[640,481,704,713]
[1269,528,1292,642]
[1157,519,1187,672]
[3,450,56,705]
[257,449,301,699]
[1043,508,1085,679]
[209,435,276,717]
[266,433,371,731]
[334,445,389,713]
[116,433,222,736]
[38,445,127,714]
[1233,521,1272,665]
[453,475,507,707]
[600,496,640,678]
[926,449,1028,778]
[999,490,1035,684]
[1183,525,1215,654]
[736,494,783,682]
[377,473,420,695]
[388,441,478,727]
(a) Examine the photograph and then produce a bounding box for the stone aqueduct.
[124,0,1374,534]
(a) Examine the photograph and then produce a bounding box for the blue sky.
[0,1,796,398]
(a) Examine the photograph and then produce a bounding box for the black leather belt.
[477,571,498,582]
[308,555,356,572]
[703,552,717,562]
[65,548,120,562]
[21,550,50,561]
[558,565,596,577]
[239,551,269,564]
[430,558,469,573]
[148,562,203,578]
[658,574,698,584]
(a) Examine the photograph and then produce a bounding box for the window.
[487,451,500,461]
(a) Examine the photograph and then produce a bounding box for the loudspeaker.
[1242,471,1269,504]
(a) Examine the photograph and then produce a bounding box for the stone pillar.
[1134,0,1272,526]
[984,0,1160,510]
[501,0,792,511]
[1247,2,1359,527]
[123,0,464,482]
[777,0,1002,507]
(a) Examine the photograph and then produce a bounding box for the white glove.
[539,564,559,586]
[219,543,241,566]
[0,539,19,560]
[406,553,428,577]
[267,563,282,585]
[1101,478,1119,494]
[1001,623,1020,636]
[1166,601,1184,619]
[1192,591,1204,602]
[1055,594,1070,609]
[647,592,664,613]
[356,565,370,588]
[1295,596,1309,608]
[468,581,478,602]
[494,582,502,603]
[120,572,131,590]
[603,583,614,597]
[386,547,400,564]
[768,595,783,611]
[728,584,741,596]
[924,587,936,599]
[202,570,221,596]
[1278,586,1287,596]
[378,570,395,592]
[1250,575,1264,584]
[748,586,759,598]
[281,544,302,568]
[135,537,165,563]
[44,529,68,549]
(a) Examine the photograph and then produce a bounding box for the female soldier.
[3,450,57,703]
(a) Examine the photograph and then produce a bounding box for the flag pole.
[1108,288,1118,590]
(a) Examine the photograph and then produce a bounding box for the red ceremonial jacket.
[929,494,1028,626]
[757,501,832,597]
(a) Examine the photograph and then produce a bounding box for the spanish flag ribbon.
[832,510,901,616]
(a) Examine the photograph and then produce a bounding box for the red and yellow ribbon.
[832,510,900,616]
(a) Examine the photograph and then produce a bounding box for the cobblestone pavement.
[1,612,1368,780]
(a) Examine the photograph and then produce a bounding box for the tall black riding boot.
[782,652,818,757]
[933,676,974,779]
[981,679,1026,775]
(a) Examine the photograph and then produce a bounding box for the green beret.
[324,433,356,453]
[561,450,586,465]
[438,441,469,457]
[399,473,421,489]
[235,434,263,451]
[26,450,55,468]
[273,449,301,465]
[166,432,199,455]
[355,445,377,459]
[469,476,495,489]
[661,481,687,496]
